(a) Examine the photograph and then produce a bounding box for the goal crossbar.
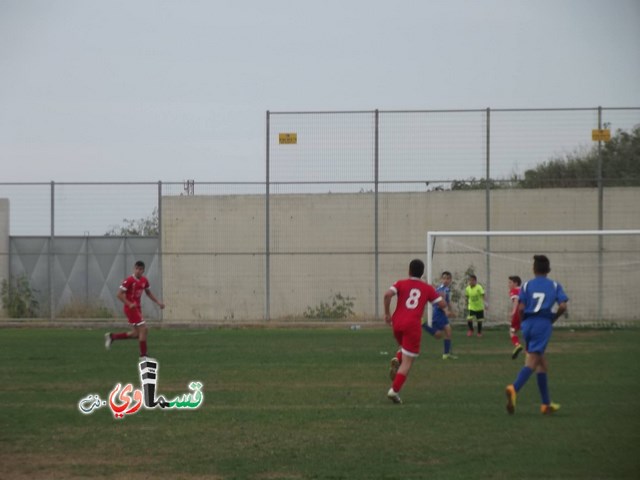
[427,229,640,279]
[426,229,640,326]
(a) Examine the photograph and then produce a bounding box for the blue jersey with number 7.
[519,276,569,321]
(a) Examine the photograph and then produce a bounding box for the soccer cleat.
[511,344,524,360]
[387,388,402,404]
[389,357,400,380]
[466,330,473,337]
[477,332,483,338]
[442,353,458,360]
[104,333,112,350]
[541,402,561,415]
[505,385,517,414]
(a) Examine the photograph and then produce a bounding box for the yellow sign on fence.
[591,129,611,142]
[279,133,298,145]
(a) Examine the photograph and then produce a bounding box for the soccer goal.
[426,230,640,327]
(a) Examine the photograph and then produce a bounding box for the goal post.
[426,230,640,327]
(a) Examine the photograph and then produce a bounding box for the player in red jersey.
[508,275,524,359]
[384,259,450,404]
[104,260,165,359]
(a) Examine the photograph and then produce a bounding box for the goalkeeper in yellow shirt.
[465,274,485,337]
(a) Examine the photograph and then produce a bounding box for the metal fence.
[1,107,639,323]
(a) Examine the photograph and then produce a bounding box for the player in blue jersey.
[505,255,568,415]
[422,271,458,359]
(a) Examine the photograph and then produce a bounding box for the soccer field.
[1,326,639,479]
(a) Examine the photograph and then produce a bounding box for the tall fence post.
[597,106,604,323]
[374,109,380,320]
[265,111,271,321]
[49,181,55,321]
[485,108,491,299]
[158,180,163,323]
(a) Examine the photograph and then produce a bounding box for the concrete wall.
[161,187,640,323]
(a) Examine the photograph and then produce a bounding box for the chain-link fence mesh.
[0,107,638,324]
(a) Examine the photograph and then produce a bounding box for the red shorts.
[510,312,521,331]
[124,306,145,326]
[393,321,422,357]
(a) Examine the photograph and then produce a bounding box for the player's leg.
[506,352,537,414]
[105,308,139,349]
[422,322,438,336]
[510,323,524,359]
[476,311,484,337]
[390,330,404,380]
[108,330,135,341]
[533,330,560,414]
[136,323,148,358]
[518,349,542,388]
[536,355,552,410]
[388,325,420,403]
[466,313,474,336]
[388,353,415,404]
[442,324,457,359]
[506,321,539,413]
[389,356,400,380]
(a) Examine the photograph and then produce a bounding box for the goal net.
[426,230,640,328]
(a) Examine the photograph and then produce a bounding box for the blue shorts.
[431,314,450,332]
[522,318,553,354]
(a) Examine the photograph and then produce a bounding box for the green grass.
[1,327,639,479]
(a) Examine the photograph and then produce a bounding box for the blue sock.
[422,323,437,335]
[513,366,534,392]
[537,372,550,405]
[444,339,451,354]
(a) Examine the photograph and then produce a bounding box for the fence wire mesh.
[0,107,638,324]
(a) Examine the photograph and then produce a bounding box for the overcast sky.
[1,0,639,184]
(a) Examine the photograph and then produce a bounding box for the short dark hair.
[135,260,146,269]
[441,271,452,278]
[533,255,550,274]
[468,274,477,280]
[409,259,425,278]
[509,275,522,286]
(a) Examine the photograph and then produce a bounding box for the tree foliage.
[1,275,40,318]
[451,127,640,190]
[450,178,516,190]
[519,127,640,188]
[105,207,159,236]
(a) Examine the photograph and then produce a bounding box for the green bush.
[1,275,40,318]
[304,293,355,319]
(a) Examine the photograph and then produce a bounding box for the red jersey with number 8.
[390,277,442,327]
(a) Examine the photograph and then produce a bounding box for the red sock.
[392,373,407,393]
[396,351,403,363]
[112,332,129,340]
[139,341,147,357]
[510,335,520,346]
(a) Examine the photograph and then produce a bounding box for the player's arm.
[511,296,518,316]
[117,288,135,309]
[552,301,567,324]
[145,288,165,309]
[383,289,396,325]
[435,297,453,318]
[444,296,456,318]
